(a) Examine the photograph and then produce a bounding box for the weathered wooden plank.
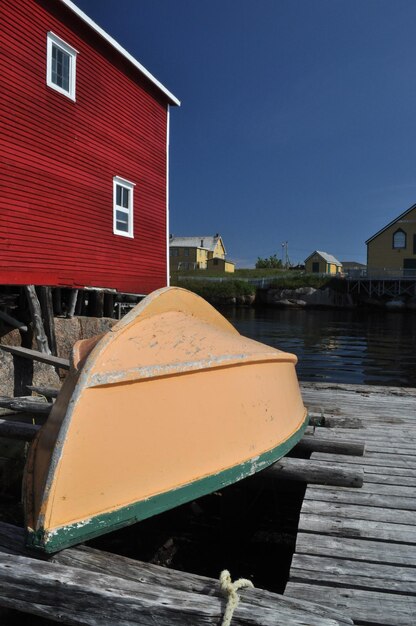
[362,473,416,486]
[294,436,365,457]
[308,414,363,429]
[298,512,416,543]
[295,532,416,566]
[308,481,416,497]
[0,419,39,440]
[0,344,70,369]
[304,486,416,511]
[311,452,416,471]
[302,500,416,525]
[0,396,51,415]
[0,524,353,626]
[260,457,363,487]
[285,582,416,626]
[290,553,416,594]
[300,381,416,397]
[307,427,416,445]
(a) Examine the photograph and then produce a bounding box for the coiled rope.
[219,569,254,626]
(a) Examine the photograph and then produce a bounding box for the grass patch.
[173,278,255,301]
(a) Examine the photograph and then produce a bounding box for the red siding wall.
[0,0,169,293]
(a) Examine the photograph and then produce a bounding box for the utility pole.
[281,241,288,268]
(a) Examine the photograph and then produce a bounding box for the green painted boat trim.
[26,411,309,553]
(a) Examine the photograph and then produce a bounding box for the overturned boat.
[24,287,308,552]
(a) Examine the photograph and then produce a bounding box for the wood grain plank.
[285,582,416,626]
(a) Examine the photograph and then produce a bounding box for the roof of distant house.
[60,0,180,106]
[305,250,342,266]
[169,235,226,253]
[341,261,367,269]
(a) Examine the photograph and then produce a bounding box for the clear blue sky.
[76,0,416,267]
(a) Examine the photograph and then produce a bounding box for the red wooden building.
[0,0,180,295]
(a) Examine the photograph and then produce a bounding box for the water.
[223,307,416,388]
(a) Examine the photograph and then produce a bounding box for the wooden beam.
[258,457,363,488]
[0,345,69,369]
[23,285,50,354]
[26,385,59,399]
[0,310,27,332]
[294,435,365,457]
[0,419,40,440]
[0,397,51,415]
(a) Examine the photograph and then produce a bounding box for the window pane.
[116,185,122,206]
[51,44,70,91]
[116,210,128,225]
[122,187,129,208]
[393,231,406,248]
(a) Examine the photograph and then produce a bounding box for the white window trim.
[46,31,78,101]
[113,176,135,238]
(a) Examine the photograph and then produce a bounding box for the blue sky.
[75,0,416,267]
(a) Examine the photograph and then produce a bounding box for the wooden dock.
[286,382,416,626]
[0,376,415,624]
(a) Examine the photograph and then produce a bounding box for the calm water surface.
[223,307,416,387]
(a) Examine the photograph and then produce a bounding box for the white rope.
[219,569,254,626]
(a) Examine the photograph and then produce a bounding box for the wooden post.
[52,287,62,316]
[23,285,50,354]
[88,290,104,318]
[104,293,114,318]
[13,328,34,397]
[75,289,84,316]
[67,289,78,318]
[37,287,57,357]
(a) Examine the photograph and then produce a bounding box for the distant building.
[304,251,342,275]
[366,204,416,275]
[206,257,235,273]
[341,261,367,278]
[169,235,234,272]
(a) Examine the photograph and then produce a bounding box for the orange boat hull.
[23,287,308,552]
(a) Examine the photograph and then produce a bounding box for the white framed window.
[113,176,135,238]
[46,32,77,101]
[393,229,406,249]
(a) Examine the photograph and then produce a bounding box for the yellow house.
[169,234,233,271]
[366,204,416,276]
[206,257,235,273]
[305,251,342,275]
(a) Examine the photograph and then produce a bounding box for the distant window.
[46,32,77,101]
[184,248,189,256]
[113,177,135,238]
[171,248,179,257]
[213,258,219,265]
[393,229,406,249]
